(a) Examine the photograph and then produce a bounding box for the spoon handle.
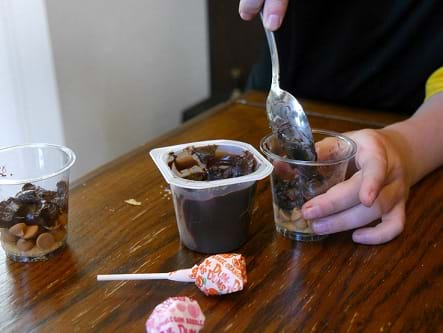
[260,12,280,88]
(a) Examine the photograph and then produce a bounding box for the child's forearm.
[383,92,443,185]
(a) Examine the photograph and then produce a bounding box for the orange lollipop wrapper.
[189,253,247,295]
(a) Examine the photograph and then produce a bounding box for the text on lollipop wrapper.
[190,253,247,296]
[146,297,205,333]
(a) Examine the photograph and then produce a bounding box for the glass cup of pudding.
[0,144,76,262]
[260,130,357,241]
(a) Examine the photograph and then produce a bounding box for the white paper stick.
[97,269,194,282]
[97,273,170,281]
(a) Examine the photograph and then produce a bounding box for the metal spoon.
[261,14,316,161]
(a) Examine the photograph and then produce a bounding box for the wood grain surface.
[1,92,441,332]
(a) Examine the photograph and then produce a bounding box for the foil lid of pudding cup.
[145,296,205,333]
[149,139,273,190]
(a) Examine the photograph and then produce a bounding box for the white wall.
[45,0,210,179]
[1,0,209,180]
[0,0,64,147]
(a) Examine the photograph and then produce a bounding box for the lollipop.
[97,253,247,296]
[145,296,205,333]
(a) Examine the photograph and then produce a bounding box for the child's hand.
[302,128,412,244]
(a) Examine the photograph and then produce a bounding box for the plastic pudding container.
[150,140,273,253]
[0,144,76,262]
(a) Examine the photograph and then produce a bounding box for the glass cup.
[260,130,357,241]
[0,144,76,262]
[150,140,273,253]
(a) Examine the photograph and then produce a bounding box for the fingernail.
[302,206,319,219]
[265,14,282,31]
[312,220,328,234]
[352,230,368,243]
[367,190,375,202]
[239,12,253,20]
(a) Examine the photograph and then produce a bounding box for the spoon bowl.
[261,14,316,161]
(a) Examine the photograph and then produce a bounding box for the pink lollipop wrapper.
[145,296,205,333]
[190,253,247,296]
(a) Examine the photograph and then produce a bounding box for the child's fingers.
[357,143,388,207]
[263,0,288,30]
[352,201,405,244]
[302,172,362,219]
[311,202,379,235]
[311,182,401,235]
[239,0,264,20]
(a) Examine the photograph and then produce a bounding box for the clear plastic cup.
[150,140,273,253]
[0,144,76,262]
[260,130,357,241]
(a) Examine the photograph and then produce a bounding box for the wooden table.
[1,92,442,332]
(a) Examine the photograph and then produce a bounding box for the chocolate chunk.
[16,202,42,221]
[55,181,69,211]
[276,123,317,161]
[206,151,255,180]
[191,145,217,165]
[57,181,69,198]
[170,145,256,181]
[39,202,59,229]
[41,190,57,202]
[0,199,20,228]
[22,183,37,191]
[272,176,305,210]
[179,165,206,181]
[303,176,327,201]
[17,189,42,204]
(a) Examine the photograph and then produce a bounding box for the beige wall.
[45,0,210,179]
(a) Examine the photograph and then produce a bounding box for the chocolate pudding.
[167,145,257,253]
[172,183,256,253]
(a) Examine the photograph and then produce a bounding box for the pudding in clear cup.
[0,144,76,262]
[260,130,356,241]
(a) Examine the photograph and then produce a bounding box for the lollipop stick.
[97,269,194,282]
[97,273,170,281]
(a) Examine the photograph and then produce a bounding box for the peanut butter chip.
[294,219,307,230]
[174,151,198,169]
[23,225,39,240]
[16,238,35,251]
[9,223,26,237]
[1,229,17,243]
[291,208,302,221]
[58,213,68,225]
[36,232,55,250]
[52,228,66,242]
